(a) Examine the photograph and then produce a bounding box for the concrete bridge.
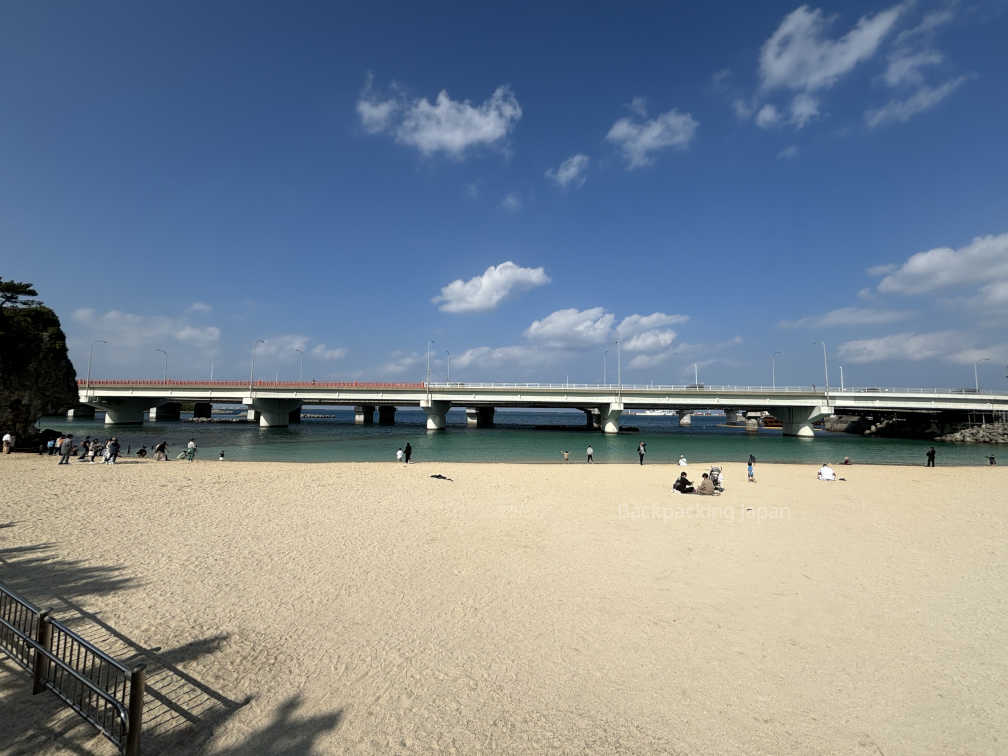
[71,379,1008,438]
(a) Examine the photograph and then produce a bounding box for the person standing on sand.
[926,447,936,467]
[58,435,74,464]
[109,437,120,464]
[396,447,404,463]
[747,454,755,482]
[586,445,594,463]
[638,441,646,466]
[2,431,12,454]
[404,442,412,464]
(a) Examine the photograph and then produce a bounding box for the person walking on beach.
[186,438,197,462]
[78,436,91,460]
[926,447,936,467]
[586,444,594,463]
[2,431,12,454]
[109,437,120,464]
[403,442,412,464]
[58,435,74,464]
[638,441,647,466]
[747,454,756,482]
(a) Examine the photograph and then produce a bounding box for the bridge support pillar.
[149,402,181,421]
[101,399,151,425]
[584,409,600,429]
[466,407,495,428]
[678,411,692,427]
[253,399,303,428]
[193,402,212,419]
[288,407,301,424]
[246,408,261,423]
[778,406,829,438]
[601,402,622,434]
[354,405,375,425]
[67,404,95,419]
[378,406,396,425]
[746,412,761,431]
[420,399,450,431]
[725,409,738,424]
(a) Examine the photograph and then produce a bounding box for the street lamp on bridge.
[250,338,265,392]
[772,351,782,390]
[154,348,167,383]
[974,357,991,392]
[86,339,108,395]
[295,347,304,382]
[814,341,830,398]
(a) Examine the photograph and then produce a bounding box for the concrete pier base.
[378,406,396,426]
[746,413,761,432]
[725,409,738,424]
[678,411,692,427]
[149,402,181,421]
[466,407,495,428]
[67,404,96,419]
[102,400,151,425]
[778,405,829,438]
[253,399,303,428]
[421,399,451,430]
[246,409,261,423]
[601,402,623,434]
[354,405,375,425]
[584,409,601,429]
[193,402,213,419]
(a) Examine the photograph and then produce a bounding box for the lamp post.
[772,351,782,390]
[815,341,829,398]
[86,339,108,396]
[154,348,167,383]
[839,365,845,391]
[602,350,608,384]
[694,362,699,387]
[974,357,991,392]
[250,338,265,392]
[295,347,304,382]
[445,350,452,382]
[426,339,435,387]
[617,340,622,389]
[209,359,214,383]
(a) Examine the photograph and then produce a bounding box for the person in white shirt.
[817,463,836,481]
[2,432,12,454]
[678,454,687,466]
[396,448,404,463]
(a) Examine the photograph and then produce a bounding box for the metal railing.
[0,583,145,755]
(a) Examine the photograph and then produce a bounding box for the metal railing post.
[32,611,52,694]
[125,664,146,756]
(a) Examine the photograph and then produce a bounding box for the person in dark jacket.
[673,471,694,494]
[403,442,412,464]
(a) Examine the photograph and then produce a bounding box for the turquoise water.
[39,409,996,466]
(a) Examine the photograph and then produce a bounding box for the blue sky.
[2,1,1007,389]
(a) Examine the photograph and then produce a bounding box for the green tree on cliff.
[0,279,78,442]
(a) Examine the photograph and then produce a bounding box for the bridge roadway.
[74,380,1008,438]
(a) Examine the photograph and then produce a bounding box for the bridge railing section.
[79,379,426,389]
[0,582,145,755]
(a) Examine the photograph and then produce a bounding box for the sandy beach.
[1,454,1006,754]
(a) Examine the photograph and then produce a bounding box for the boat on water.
[630,409,679,416]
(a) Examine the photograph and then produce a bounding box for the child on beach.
[396,448,404,463]
[747,454,755,482]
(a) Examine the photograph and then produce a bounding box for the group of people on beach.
[42,434,121,464]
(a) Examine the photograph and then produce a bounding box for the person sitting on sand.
[842,456,851,465]
[136,445,147,458]
[154,440,168,461]
[673,471,694,494]
[696,473,717,496]
[817,463,836,481]
[678,453,687,466]
[561,450,569,462]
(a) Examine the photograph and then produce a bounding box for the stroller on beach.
[709,466,725,492]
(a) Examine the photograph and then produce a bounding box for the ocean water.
[39,409,997,466]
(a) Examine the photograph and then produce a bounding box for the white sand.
[1,455,1006,754]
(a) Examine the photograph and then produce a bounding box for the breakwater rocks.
[936,422,1008,444]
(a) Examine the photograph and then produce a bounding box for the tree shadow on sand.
[1,531,343,753]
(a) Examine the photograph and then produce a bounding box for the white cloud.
[186,301,212,314]
[451,344,551,372]
[623,330,678,352]
[760,4,904,93]
[606,108,698,168]
[865,75,968,127]
[357,77,522,158]
[836,330,961,363]
[433,261,550,313]
[895,8,956,46]
[777,145,800,160]
[524,307,615,348]
[378,352,424,376]
[780,306,913,328]
[545,154,590,188]
[789,93,820,127]
[755,104,780,128]
[877,232,1008,295]
[883,50,943,87]
[72,308,221,352]
[312,344,347,360]
[499,192,522,212]
[866,263,898,276]
[628,96,649,117]
[616,312,689,337]
[252,334,309,357]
